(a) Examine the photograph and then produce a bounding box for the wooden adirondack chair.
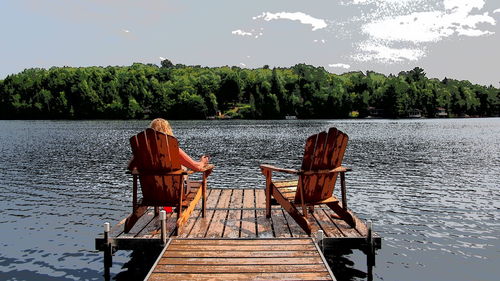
[260,127,355,235]
[125,128,213,235]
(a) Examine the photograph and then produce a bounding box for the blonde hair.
[150,118,174,136]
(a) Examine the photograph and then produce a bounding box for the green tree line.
[0,61,498,119]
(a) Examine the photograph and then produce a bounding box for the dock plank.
[283,211,309,238]
[148,272,332,281]
[118,208,156,238]
[140,211,176,238]
[323,207,361,238]
[223,189,243,238]
[163,250,320,258]
[158,257,324,265]
[170,238,313,245]
[167,244,317,251]
[107,217,126,238]
[205,189,232,238]
[188,189,222,238]
[154,264,328,273]
[255,189,265,208]
[255,188,273,238]
[240,189,257,238]
[177,189,213,238]
[271,209,292,238]
[313,209,344,238]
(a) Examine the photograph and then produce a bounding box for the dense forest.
[0,60,498,119]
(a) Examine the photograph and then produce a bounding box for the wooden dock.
[95,188,381,280]
[145,238,335,281]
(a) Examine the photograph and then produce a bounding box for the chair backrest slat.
[134,131,152,170]
[301,134,318,170]
[322,127,338,168]
[311,131,328,170]
[296,127,349,203]
[331,132,348,168]
[155,130,169,170]
[146,129,161,169]
[167,135,181,169]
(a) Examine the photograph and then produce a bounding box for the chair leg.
[174,204,182,236]
[265,188,271,218]
[326,202,356,227]
[202,184,206,218]
[202,173,207,218]
[298,180,308,218]
[273,188,311,235]
[124,206,148,233]
[265,172,272,218]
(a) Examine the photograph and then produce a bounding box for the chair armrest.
[128,169,188,176]
[301,166,351,175]
[260,164,299,174]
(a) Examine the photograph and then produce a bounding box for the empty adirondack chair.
[260,127,355,235]
[125,128,213,235]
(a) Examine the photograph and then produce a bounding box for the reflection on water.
[113,249,162,281]
[325,249,372,281]
[0,119,499,280]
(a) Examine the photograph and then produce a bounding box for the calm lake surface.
[0,119,499,280]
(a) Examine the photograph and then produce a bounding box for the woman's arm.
[179,148,209,171]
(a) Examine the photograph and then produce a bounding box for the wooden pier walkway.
[145,238,335,281]
[95,188,381,280]
[96,188,379,243]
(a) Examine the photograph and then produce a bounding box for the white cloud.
[352,42,426,63]
[159,56,165,61]
[350,0,404,3]
[232,29,252,36]
[122,29,130,33]
[494,8,500,13]
[348,0,496,63]
[328,63,351,69]
[313,39,327,43]
[232,29,263,38]
[362,0,495,43]
[253,12,327,31]
[239,63,246,67]
[444,0,483,11]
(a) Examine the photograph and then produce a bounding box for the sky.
[1,0,499,86]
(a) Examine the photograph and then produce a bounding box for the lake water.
[0,119,498,280]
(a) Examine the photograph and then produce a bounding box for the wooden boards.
[95,188,380,251]
[145,238,335,281]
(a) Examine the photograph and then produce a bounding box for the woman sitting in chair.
[128,118,211,213]
[128,118,210,171]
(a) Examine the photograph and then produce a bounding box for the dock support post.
[366,220,375,281]
[103,222,112,281]
[160,210,167,246]
[316,230,324,251]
